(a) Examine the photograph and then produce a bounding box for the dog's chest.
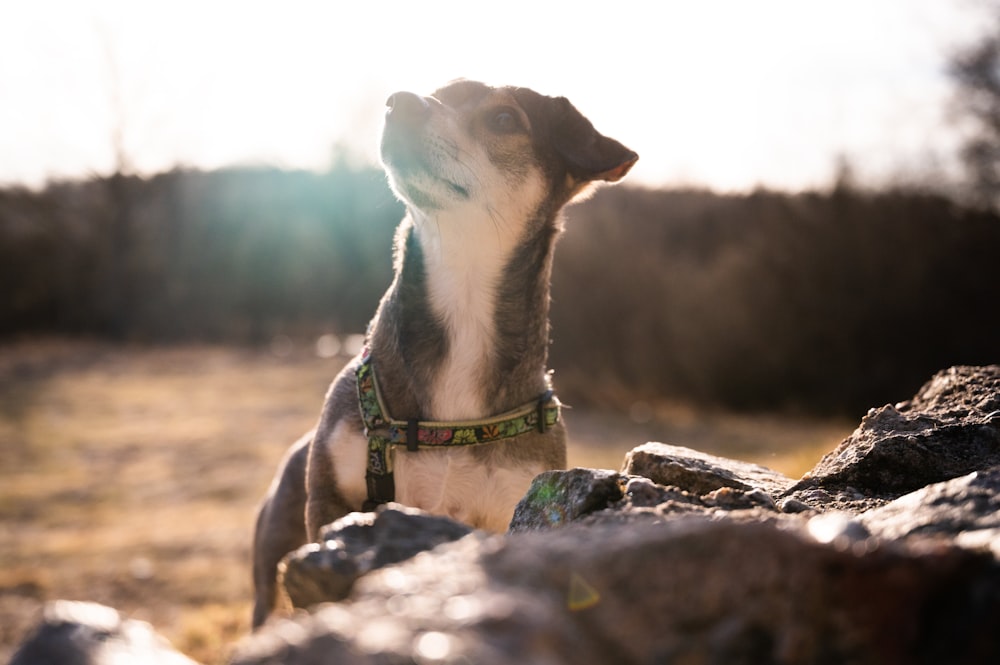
[393,447,543,532]
[326,410,543,533]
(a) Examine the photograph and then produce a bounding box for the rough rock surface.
[510,442,796,533]
[9,600,197,665]
[859,466,1000,550]
[785,365,1000,510]
[281,504,476,611]
[13,365,1000,664]
[623,441,794,495]
[508,467,625,531]
[232,517,999,665]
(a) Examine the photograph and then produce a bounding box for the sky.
[0,0,990,192]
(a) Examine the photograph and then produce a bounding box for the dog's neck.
[368,203,560,422]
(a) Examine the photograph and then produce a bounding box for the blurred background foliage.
[0,162,402,342]
[2,160,997,417]
[552,182,999,415]
[3,16,1000,420]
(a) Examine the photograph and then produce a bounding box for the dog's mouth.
[380,92,471,207]
[380,92,433,175]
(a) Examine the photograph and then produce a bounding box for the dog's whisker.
[486,204,512,247]
[447,147,512,248]
[450,148,483,193]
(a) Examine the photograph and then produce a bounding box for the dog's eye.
[489,108,522,133]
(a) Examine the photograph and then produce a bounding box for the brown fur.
[251,80,636,627]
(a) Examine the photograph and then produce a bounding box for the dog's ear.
[551,96,638,183]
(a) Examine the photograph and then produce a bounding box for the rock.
[9,600,198,665]
[786,365,1000,507]
[622,441,794,496]
[508,467,624,532]
[231,518,1000,665]
[703,485,778,510]
[777,496,813,513]
[281,503,475,612]
[620,475,680,507]
[510,445,793,533]
[620,475,702,510]
[901,364,1000,416]
[859,466,1000,546]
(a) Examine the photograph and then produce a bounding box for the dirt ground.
[0,338,851,664]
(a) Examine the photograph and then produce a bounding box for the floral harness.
[356,349,561,510]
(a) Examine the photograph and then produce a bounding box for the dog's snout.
[386,92,431,126]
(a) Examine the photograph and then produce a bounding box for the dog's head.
[380,80,637,217]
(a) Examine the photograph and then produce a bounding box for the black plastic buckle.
[537,389,554,433]
[364,470,395,510]
[407,418,420,452]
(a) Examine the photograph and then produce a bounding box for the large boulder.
[232,517,1000,665]
[784,365,1000,510]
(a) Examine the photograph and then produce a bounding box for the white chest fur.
[415,206,520,421]
[393,447,543,532]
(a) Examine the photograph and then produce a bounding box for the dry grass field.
[0,338,852,664]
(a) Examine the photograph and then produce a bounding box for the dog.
[251,79,637,627]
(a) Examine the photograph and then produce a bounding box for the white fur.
[328,418,370,508]
[414,206,508,420]
[393,447,543,532]
[410,134,546,421]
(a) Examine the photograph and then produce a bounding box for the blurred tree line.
[951,4,1000,209]
[553,183,999,415]
[0,163,403,342]
[1,162,998,416]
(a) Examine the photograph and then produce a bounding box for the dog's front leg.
[303,370,370,538]
[304,428,356,540]
[251,432,311,628]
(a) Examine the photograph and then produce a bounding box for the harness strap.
[355,350,561,509]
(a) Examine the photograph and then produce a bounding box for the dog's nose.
[385,91,430,126]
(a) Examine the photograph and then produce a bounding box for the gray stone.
[624,476,680,508]
[900,364,1000,417]
[703,486,778,511]
[859,465,1000,544]
[787,365,1000,504]
[231,518,1000,665]
[777,497,813,513]
[508,445,792,534]
[10,601,198,665]
[508,467,623,532]
[281,503,475,612]
[622,441,794,496]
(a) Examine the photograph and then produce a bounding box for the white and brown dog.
[251,79,637,626]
